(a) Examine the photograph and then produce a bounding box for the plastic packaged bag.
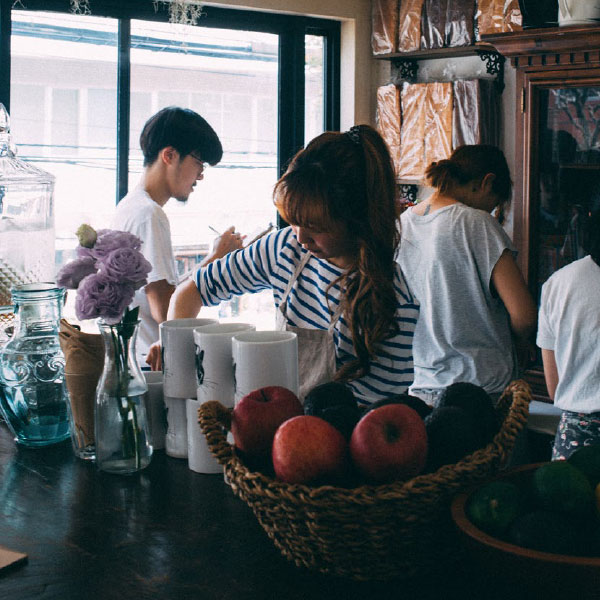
[376,83,402,176]
[476,0,504,37]
[421,0,447,49]
[372,0,399,55]
[424,82,453,169]
[503,0,523,31]
[446,0,476,47]
[476,0,522,37]
[398,0,425,52]
[452,79,500,148]
[399,83,428,179]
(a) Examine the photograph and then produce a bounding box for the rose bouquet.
[57,224,153,473]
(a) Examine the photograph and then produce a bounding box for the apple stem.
[260,389,268,403]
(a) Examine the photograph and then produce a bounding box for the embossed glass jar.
[0,283,70,447]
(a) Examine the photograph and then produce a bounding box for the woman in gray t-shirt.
[398,145,536,405]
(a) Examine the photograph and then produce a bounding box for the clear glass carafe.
[0,283,70,446]
[0,103,56,311]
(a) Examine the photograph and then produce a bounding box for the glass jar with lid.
[0,103,56,316]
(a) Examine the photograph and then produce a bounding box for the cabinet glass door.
[534,86,600,303]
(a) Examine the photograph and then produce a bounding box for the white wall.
[206,0,373,128]
[208,1,518,228]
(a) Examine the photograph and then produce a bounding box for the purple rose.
[76,246,95,260]
[97,247,152,289]
[92,230,142,259]
[75,273,135,324]
[56,257,97,289]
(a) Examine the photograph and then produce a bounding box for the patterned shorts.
[552,410,600,460]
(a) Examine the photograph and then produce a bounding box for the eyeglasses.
[190,153,209,170]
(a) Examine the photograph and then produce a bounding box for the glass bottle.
[0,283,70,447]
[95,319,152,474]
[0,103,56,311]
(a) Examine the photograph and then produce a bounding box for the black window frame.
[0,0,340,206]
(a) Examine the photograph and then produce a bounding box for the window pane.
[10,11,118,271]
[129,20,278,329]
[305,35,325,143]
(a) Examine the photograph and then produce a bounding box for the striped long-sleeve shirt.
[194,227,418,402]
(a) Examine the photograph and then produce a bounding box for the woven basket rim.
[198,379,532,504]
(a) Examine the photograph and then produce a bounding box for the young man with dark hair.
[112,106,242,363]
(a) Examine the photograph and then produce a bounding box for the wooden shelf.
[482,23,600,64]
[373,42,497,61]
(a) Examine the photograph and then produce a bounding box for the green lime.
[532,461,594,517]
[467,480,521,535]
[568,444,600,489]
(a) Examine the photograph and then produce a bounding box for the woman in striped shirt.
[151,125,418,404]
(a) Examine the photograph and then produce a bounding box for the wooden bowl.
[451,463,600,596]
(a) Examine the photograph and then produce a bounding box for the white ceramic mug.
[164,396,188,459]
[186,398,222,474]
[231,330,299,405]
[193,322,256,408]
[160,318,218,399]
[559,0,600,25]
[143,370,166,451]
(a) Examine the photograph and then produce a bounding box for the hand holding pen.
[207,225,245,261]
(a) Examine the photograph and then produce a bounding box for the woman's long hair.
[274,125,399,381]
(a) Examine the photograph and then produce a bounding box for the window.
[1,2,340,329]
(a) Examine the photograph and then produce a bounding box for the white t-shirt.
[537,255,600,413]
[398,202,516,395]
[111,184,178,361]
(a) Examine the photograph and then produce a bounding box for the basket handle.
[197,400,235,465]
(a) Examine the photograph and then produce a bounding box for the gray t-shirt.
[398,203,516,395]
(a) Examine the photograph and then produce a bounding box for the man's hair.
[140,106,223,167]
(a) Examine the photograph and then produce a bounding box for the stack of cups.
[160,318,217,459]
[143,371,167,451]
[231,330,299,405]
[190,322,255,474]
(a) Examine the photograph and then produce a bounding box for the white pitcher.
[558,0,600,26]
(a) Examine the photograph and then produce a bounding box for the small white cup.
[231,330,299,405]
[193,322,256,408]
[186,398,222,474]
[143,371,166,451]
[164,396,188,459]
[160,317,218,399]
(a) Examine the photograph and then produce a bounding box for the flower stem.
[109,323,140,468]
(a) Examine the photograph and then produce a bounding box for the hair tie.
[345,125,361,145]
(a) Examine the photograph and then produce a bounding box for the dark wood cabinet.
[485,24,600,400]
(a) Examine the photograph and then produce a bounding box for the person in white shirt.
[111,106,242,363]
[537,210,600,459]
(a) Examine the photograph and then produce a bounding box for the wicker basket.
[198,380,531,581]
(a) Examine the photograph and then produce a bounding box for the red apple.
[349,404,427,483]
[231,386,303,457]
[272,415,348,485]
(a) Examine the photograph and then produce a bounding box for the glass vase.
[95,318,152,474]
[0,283,71,447]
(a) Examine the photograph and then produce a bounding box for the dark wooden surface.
[0,422,527,600]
